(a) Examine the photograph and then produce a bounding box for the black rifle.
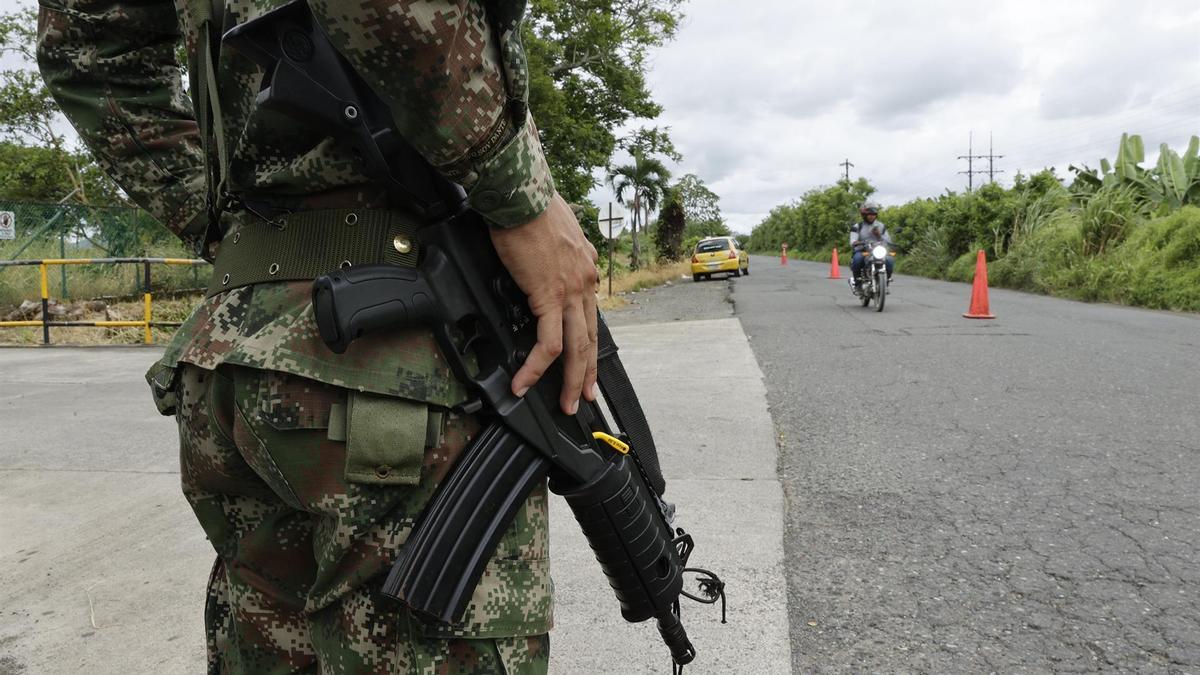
[225,2,725,668]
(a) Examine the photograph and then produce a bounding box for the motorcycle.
[851,243,892,312]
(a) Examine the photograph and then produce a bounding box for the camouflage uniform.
[38,1,556,672]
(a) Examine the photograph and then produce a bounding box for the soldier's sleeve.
[37,0,207,250]
[308,0,555,228]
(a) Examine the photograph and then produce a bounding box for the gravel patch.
[603,274,736,327]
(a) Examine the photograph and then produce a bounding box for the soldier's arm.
[37,0,207,250]
[307,0,554,229]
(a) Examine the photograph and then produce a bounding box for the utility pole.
[596,203,624,297]
[958,131,988,192]
[839,158,854,184]
[985,132,1005,184]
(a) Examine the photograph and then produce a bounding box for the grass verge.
[599,261,690,311]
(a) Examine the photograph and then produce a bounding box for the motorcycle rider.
[849,201,894,293]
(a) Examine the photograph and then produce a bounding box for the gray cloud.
[587,0,1200,234]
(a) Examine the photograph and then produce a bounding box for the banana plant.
[1182,136,1200,204]
[1113,133,1145,181]
[1070,133,1200,212]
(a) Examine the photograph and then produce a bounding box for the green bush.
[1077,183,1146,256]
[944,251,978,283]
[1101,207,1200,311]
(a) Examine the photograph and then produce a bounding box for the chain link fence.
[0,200,208,309]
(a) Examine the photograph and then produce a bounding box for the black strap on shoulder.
[191,0,232,257]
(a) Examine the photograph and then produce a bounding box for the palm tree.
[607,151,671,270]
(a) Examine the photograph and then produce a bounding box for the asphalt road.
[733,256,1200,673]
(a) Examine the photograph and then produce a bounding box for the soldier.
[37,1,600,672]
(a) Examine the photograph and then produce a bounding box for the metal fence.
[0,199,202,299]
[0,200,209,344]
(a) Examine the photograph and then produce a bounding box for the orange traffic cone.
[963,250,996,319]
[780,243,789,265]
[828,248,841,279]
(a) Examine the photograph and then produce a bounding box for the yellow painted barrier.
[143,292,153,344]
[0,256,208,345]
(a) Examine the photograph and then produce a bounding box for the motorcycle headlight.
[872,245,888,260]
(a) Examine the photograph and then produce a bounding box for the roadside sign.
[0,211,13,240]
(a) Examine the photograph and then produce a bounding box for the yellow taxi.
[691,236,749,281]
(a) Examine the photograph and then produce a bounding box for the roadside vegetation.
[747,134,1200,313]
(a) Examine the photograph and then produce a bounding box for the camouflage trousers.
[175,363,552,674]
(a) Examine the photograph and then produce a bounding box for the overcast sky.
[590,0,1200,233]
[6,0,1199,235]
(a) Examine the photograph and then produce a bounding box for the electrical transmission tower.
[958,132,986,192]
[985,133,1004,184]
[959,131,1004,191]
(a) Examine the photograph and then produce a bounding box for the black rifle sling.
[192,0,232,256]
[596,316,667,497]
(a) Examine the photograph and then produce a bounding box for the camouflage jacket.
[37,0,555,405]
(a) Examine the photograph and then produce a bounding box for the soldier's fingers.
[559,304,589,415]
[582,294,599,402]
[512,307,562,399]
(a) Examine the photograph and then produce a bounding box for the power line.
[996,84,1200,156]
[839,158,854,183]
[1002,111,1200,166]
[1012,118,1200,174]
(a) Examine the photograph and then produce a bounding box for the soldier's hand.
[491,193,600,415]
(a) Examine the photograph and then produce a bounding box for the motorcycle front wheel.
[874,272,886,312]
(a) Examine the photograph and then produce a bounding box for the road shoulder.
[550,318,790,673]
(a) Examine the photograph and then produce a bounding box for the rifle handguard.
[553,455,695,665]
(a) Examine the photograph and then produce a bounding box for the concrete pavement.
[550,318,788,673]
[0,348,208,675]
[0,316,788,672]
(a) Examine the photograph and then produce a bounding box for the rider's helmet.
[859,200,880,217]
